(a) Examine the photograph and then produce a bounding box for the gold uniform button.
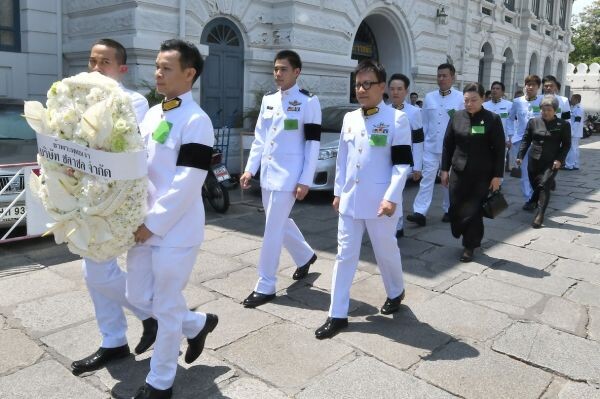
[268,156,272,160]
[355,179,359,184]
[356,164,360,168]
[358,148,363,153]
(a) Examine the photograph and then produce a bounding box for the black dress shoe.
[134,318,158,354]
[132,383,172,399]
[460,247,474,263]
[315,317,348,339]
[522,201,538,211]
[185,313,218,364]
[292,253,317,280]
[71,345,130,376]
[395,229,404,238]
[441,213,451,223]
[406,212,426,226]
[380,290,406,315]
[243,291,276,308]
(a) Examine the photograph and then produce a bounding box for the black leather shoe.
[460,247,474,263]
[185,313,219,364]
[134,318,158,354]
[380,290,406,315]
[522,201,538,211]
[441,213,451,223]
[292,253,317,280]
[132,383,172,399]
[71,345,130,376]
[243,291,276,308]
[531,210,544,229]
[395,229,404,238]
[315,317,348,339]
[406,212,426,226]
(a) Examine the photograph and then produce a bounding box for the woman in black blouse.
[516,95,571,228]
[441,83,505,262]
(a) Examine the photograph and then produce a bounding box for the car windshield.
[0,106,36,140]
[322,106,353,133]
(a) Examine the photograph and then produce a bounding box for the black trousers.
[448,170,490,249]
[528,158,556,211]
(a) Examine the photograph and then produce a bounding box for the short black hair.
[93,38,127,65]
[274,50,302,70]
[438,63,456,76]
[485,90,492,97]
[463,82,485,98]
[388,73,410,89]
[491,81,505,91]
[542,75,558,86]
[410,92,418,97]
[572,93,581,102]
[160,39,204,84]
[355,59,386,84]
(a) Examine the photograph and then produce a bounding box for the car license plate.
[213,165,230,182]
[0,205,26,221]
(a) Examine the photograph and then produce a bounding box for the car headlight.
[318,148,338,160]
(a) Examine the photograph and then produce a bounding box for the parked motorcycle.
[583,113,599,138]
[203,148,232,213]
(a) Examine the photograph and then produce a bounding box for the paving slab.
[401,257,467,289]
[238,247,297,271]
[565,281,600,308]
[201,234,263,257]
[398,236,435,257]
[0,360,106,398]
[484,225,542,246]
[409,294,513,341]
[492,322,600,384]
[12,290,95,335]
[483,261,573,296]
[588,306,600,342]
[413,227,464,248]
[259,293,329,329]
[533,296,588,336]
[0,269,77,307]
[557,381,600,399]
[447,275,545,316]
[528,237,600,263]
[418,246,490,275]
[414,340,552,399]
[218,323,353,392]
[552,258,600,285]
[0,329,44,374]
[46,260,87,286]
[298,355,457,399]
[189,250,247,284]
[483,243,558,270]
[210,377,288,399]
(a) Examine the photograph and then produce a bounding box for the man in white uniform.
[566,94,585,170]
[483,81,513,168]
[315,60,412,339]
[125,39,218,399]
[387,73,423,237]
[240,50,321,308]
[508,75,543,209]
[542,75,571,124]
[406,63,463,227]
[71,38,156,377]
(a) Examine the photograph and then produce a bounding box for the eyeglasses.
[354,81,381,90]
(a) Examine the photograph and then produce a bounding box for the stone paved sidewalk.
[1,138,600,398]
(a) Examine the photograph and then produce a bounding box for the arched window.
[529,53,538,75]
[478,43,493,89]
[532,0,541,17]
[350,21,379,103]
[543,56,552,77]
[559,0,568,29]
[545,0,554,24]
[0,0,20,52]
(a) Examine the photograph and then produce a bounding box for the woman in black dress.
[440,83,505,262]
[516,95,571,228]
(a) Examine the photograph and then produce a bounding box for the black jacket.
[517,117,571,165]
[441,108,505,178]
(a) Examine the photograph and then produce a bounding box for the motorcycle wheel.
[204,173,230,213]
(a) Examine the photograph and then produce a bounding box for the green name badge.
[447,109,456,117]
[152,120,172,144]
[531,105,541,113]
[369,134,387,147]
[471,125,485,134]
[284,119,299,130]
[500,112,509,118]
[556,108,562,114]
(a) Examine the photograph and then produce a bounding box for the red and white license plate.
[0,205,26,221]
[213,165,230,182]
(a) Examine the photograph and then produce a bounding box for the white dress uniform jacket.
[139,91,214,246]
[335,101,413,219]
[509,95,542,143]
[422,88,465,154]
[122,85,150,124]
[571,103,584,138]
[555,95,572,123]
[245,83,321,191]
[396,102,424,171]
[483,98,514,140]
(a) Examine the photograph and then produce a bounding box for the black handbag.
[482,189,508,219]
[509,167,522,178]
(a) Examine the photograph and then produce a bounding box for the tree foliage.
[569,0,600,65]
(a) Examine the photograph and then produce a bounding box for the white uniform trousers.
[82,258,151,348]
[565,137,580,169]
[329,214,405,318]
[126,245,207,390]
[255,189,314,295]
[412,151,449,215]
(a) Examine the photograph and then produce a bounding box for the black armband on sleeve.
[575,116,582,122]
[411,128,424,143]
[561,111,571,120]
[177,143,213,170]
[304,123,321,141]
[391,144,413,166]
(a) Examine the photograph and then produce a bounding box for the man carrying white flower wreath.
[124,39,218,399]
[71,38,158,377]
